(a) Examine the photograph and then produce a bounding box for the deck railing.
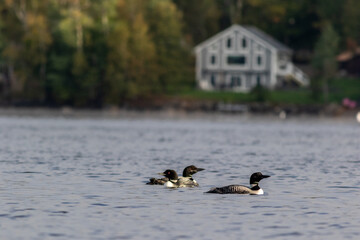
[278,63,309,86]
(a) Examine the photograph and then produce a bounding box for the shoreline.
[0,105,358,122]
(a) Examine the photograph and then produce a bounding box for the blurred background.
[0,0,359,111]
[1,2,360,239]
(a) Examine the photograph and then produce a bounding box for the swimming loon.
[159,169,180,188]
[206,172,270,195]
[146,165,204,186]
[158,167,204,188]
[178,165,205,187]
[146,175,169,185]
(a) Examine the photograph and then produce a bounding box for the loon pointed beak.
[158,172,166,176]
[262,175,270,179]
[196,168,205,172]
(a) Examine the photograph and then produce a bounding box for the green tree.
[56,0,96,106]
[126,9,158,99]
[317,0,344,32]
[104,14,129,105]
[312,23,339,102]
[250,83,270,102]
[146,0,191,92]
[48,0,107,107]
[173,0,220,45]
[213,0,314,49]
[343,0,360,47]
[104,0,158,102]
[0,0,52,101]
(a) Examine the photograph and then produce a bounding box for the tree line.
[0,0,359,107]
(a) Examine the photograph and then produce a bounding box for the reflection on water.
[0,115,360,239]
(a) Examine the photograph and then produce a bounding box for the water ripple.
[265,231,303,238]
[1,116,359,240]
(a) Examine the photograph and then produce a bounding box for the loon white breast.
[177,165,205,187]
[146,165,204,187]
[159,169,180,188]
[206,172,270,195]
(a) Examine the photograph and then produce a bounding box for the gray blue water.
[0,114,360,239]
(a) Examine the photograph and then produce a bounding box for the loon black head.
[250,172,270,185]
[182,165,205,177]
[159,169,178,181]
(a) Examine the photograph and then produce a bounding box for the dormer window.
[242,38,247,48]
[257,56,262,66]
[211,55,216,65]
[227,38,232,48]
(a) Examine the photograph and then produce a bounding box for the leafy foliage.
[312,24,339,102]
[250,84,270,102]
[0,0,358,106]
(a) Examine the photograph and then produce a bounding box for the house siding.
[198,28,272,92]
[195,25,309,92]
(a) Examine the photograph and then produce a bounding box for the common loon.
[146,165,204,186]
[146,175,169,185]
[206,172,270,195]
[158,167,204,188]
[178,165,205,187]
[158,169,179,188]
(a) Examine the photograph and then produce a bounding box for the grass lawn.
[173,77,360,105]
[328,78,360,102]
[173,89,253,102]
[269,89,314,104]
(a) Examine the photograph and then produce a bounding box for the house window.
[227,38,232,48]
[257,56,262,66]
[256,75,261,85]
[242,38,247,48]
[211,55,216,65]
[231,76,242,87]
[227,56,246,65]
[210,74,216,86]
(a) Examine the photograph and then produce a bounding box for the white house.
[194,24,309,92]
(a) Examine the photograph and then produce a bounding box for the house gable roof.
[195,24,292,54]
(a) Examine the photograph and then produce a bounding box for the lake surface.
[0,113,360,239]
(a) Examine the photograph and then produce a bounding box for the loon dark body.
[206,184,263,195]
[146,177,169,185]
[206,172,270,195]
[146,165,204,187]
